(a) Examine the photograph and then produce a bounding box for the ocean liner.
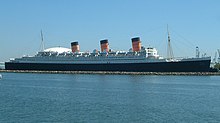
[5,33,211,72]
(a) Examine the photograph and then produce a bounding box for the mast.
[40,30,45,51]
[213,51,217,63]
[167,25,174,59]
[218,49,220,58]
[196,46,200,58]
[218,49,220,63]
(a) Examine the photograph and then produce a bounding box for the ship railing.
[165,56,211,62]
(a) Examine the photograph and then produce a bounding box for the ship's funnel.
[131,37,141,52]
[71,41,80,53]
[100,39,109,52]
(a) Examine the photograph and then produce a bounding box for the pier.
[1,70,220,76]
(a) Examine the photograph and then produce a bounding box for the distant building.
[0,62,5,70]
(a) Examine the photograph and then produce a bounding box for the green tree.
[214,63,220,69]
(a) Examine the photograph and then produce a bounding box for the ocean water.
[0,73,220,122]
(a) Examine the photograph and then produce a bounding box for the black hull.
[5,60,211,72]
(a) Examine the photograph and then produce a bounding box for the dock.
[0,70,220,76]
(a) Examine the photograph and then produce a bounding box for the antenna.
[40,30,45,51]
[167,25,174,59]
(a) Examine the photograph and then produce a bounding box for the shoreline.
[1,70,220,76]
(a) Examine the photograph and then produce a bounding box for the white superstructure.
[10,46,167,64]
[9,45,211,65]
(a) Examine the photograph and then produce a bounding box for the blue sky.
[0,0,220,61]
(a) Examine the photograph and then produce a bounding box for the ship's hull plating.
[5,59,211,72]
